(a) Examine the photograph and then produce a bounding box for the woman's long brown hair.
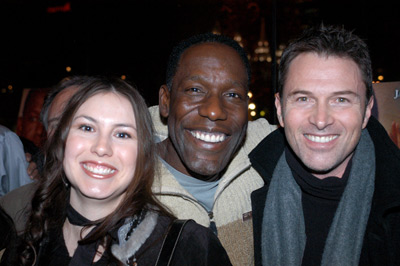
[18,76,173,265]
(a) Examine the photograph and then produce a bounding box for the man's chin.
[187,165,224,182]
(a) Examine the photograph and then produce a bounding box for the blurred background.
[1,0,399,134]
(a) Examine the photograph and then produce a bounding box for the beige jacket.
[149,106,276,266]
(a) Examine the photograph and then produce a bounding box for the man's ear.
[159,84,171,118]
[275,93,285,127]
[362,95,374,129]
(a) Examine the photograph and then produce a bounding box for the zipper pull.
[208,211,218,236]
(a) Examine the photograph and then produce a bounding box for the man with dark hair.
[149,32,275,265]
[250,24,400,265]
[165,33,252,90]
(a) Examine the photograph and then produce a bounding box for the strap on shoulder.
[155,219,191,266]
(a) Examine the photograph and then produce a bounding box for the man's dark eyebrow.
[287,90,312,97]
[189,75,246,89]
[331,90,359,97]
[287,90,360,97]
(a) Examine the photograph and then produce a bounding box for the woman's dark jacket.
[249,116,400,266]
[1,214,232,266]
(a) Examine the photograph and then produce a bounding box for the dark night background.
[1,0,399,130]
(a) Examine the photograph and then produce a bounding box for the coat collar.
[366,116,400,216]
[250,117,400,217]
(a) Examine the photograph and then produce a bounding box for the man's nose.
[198,94,228,121]
[309,102,334,130]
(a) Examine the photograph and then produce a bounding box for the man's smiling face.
[159,43,249,181]
[276,52,373,179]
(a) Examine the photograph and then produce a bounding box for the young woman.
[5,76,231,265]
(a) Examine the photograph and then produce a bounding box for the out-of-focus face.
[47,86,79,137]
[17,89,48,146]
[276,53,373,179]
[63,92,138,217]
[159,43,249,181]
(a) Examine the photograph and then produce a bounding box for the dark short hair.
[166,32,251,89]
[278,24,373,102]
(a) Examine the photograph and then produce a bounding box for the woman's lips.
[81,161,117,179]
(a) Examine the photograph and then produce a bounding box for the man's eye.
[190,87,201,92]
[336,97,348,103]
[297,97,308,102]
[226,92,241,98]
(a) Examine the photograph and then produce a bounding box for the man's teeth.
[83,164,115,175]
[190,131,226,143]
[305,134,338,143]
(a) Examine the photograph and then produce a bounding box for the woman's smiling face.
[63,92,138,211]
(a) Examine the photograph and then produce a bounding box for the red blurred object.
[47,2,71,14]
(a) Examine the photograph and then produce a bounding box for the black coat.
[1,214,232,266]
[249,116,400,266]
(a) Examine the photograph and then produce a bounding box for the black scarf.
[66,204,100,266]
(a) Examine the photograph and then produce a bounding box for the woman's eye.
[116,132,131,138]
[79,125,93,132]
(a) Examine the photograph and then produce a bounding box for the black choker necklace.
[65,203,100,265]
[66,203,93,226]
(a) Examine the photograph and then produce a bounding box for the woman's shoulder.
[154,215,222,245]
[135,213,231,265]
[161,217,232,266]
[155,215,214,241]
